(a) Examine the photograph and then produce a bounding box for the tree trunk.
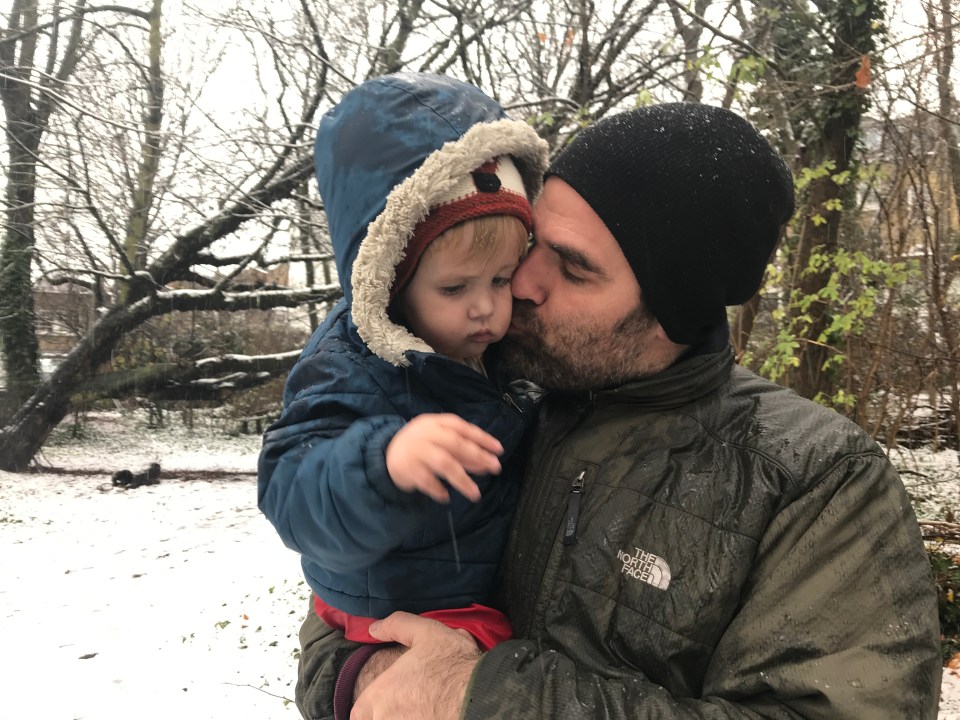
[784,0,879,401]
[732,294,761,363]
[0,0,45,415]
[121,0,165,299]
[0,0,94,417]
[787,169,845,399]
[0,144,42,415]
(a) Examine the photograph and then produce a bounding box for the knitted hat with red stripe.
[391,155,532,299]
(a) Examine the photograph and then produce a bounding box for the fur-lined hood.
[315,72,549,366]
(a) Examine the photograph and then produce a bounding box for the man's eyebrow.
[548,242,607,277]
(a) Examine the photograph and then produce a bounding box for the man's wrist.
[333,644,388,720]
[458,647,486,719]
[438,642,482,719]
[354,643,406,699]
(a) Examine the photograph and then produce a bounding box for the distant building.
[34,281,96,356]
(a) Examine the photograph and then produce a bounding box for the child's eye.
[440,285,465,295]
[493,276,512,288]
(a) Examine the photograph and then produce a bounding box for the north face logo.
[616,547,671,590]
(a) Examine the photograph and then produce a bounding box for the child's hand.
[385,414,503,504]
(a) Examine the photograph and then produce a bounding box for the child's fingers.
[423,450,481,503]
[434,415,504,456]
[421,479,452,505]
[386,414,502,503]
[459,425,504,456]
[408,468,451,504]
[442,469,481,503]
[446,438,502,477]
[456,450,501,477]
[415,416,501,478]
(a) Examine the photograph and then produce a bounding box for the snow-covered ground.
[1,410,958,719]
[895,445,960,719]
[2,411,305,720]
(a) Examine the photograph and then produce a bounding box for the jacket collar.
[598,340,734,411]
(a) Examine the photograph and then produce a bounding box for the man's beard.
[499,299,661,391]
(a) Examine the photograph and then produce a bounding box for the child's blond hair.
[419,214,529,267]
[389,215,528,328]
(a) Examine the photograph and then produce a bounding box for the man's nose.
[511,248,545,305]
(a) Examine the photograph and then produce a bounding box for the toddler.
[258,72,548,655]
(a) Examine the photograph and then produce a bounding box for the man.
[299,102,942,719]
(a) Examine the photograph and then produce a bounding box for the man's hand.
[351,612,482,720]
[386,414,503,504]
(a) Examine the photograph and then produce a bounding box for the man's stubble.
[499,299,665,391]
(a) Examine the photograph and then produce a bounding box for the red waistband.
[313,595,512,652]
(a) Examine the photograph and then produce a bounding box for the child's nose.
[469,291,494,319]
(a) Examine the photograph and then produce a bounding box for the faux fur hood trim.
[351,119,549,367]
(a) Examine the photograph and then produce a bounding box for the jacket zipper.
[523,399,596,639]
[502,391,523,413]
[562,470,586,545]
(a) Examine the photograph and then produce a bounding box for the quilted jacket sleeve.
[258,345,430,573]
[462,452,941,719]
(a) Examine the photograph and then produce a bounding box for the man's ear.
[648,321,690,370]
[650,321,672,343]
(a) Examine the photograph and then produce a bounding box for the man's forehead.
[531,183,623,277]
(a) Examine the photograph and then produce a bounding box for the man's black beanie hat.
[546,103,795,346]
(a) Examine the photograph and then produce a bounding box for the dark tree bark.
[784,0,882,401]
[0,1,89,414]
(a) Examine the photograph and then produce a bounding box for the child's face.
[401,230,520,363]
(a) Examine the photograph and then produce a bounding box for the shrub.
[929,544,960,663]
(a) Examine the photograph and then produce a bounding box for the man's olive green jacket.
[298,346,942,719]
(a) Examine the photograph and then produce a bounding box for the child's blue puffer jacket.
[257,72,548,617]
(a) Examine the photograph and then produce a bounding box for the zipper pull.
[502,392,523,413]
[563,470,586,546]
[447,509,461,573]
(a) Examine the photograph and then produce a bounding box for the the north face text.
[616,546,671,590]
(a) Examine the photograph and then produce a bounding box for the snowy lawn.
[1,411,306,720]
[1,410,958,719]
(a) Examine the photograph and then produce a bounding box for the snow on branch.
[150,284,342,315]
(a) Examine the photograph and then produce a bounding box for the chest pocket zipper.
[563,470,586,545]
